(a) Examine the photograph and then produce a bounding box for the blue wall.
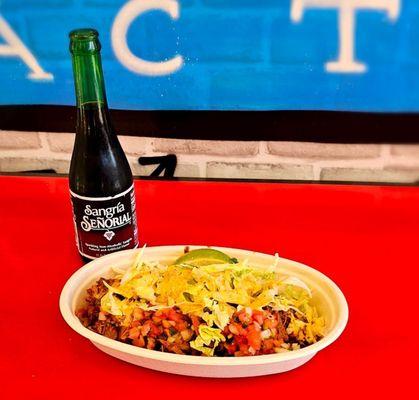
[0,1,416,111]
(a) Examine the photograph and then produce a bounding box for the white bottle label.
[70,185,138,259]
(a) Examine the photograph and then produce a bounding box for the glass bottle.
[69,28,138,260]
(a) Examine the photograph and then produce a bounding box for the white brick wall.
[0,130,418,183]
[0,131,42,150]
[267,142,381,159]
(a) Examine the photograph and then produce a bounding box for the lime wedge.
[174,248,234,266]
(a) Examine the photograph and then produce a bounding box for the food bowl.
[59,245,348,378]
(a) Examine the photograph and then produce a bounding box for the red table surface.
[1,176,418,398]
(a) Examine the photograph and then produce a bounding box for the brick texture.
[119,136,149,156]
[390,145,419,157]
[0,157,70,174]
[47,132,74,153]
[320,167,419,183]
[0,131,41,150]
[152,139,259,156]
[267,142,381,159]
[1,129,419,183]
[46,133,149,156]
[207,162,314,180]
[131,161,200,178]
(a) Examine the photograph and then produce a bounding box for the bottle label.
[70,185,139,259]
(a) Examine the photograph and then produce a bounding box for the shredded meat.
[277,311,289,342]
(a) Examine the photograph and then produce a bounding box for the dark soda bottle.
[69,28,138,260]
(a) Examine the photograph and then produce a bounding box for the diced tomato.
[180,329,193,341]
[155,309,167,318]
[246,324,262,350]
[132,336,145,347]
[140,321,151,336]
[238,310,251,324]
[147,337,156,350]
[133,308,144,320]
[253,321,262,331]
[263,317,279,330]
[128,326,140,340]
[176,321,188,331]
[229,323,240,335]
[234,335,247,345]
[168,308,183,322]
[150,323,162,336]
[191,315,201,332]
[171,344,184,355]
[119,327,130,340]
[225,343,237,355]
[238,324,247,335]
[252,310,264,325]
[247,333,261,350]
[263,338,274,351]
[162,319,172,329]
[228,322,246,336]
[239,343,249,354]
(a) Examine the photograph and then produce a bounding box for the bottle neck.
[71,51,107,109]
[71,50,114,138]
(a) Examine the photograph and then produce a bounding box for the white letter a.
[0,14,53,81]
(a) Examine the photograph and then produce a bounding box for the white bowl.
[60,245,348,378]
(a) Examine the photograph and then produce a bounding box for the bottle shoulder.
[69,179,134,199]
[69,105,136,197]
[69,173,133,197]
[69,135,133,196]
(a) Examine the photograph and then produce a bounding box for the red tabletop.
[1,175,418,399]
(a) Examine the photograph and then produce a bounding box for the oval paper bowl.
[60,246,348,378]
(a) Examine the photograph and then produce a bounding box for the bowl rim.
[59,245,349,366]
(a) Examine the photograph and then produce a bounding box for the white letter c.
[111,0,183,76]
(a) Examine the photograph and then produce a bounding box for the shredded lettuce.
[98,248,324,349]
[101,281,124,316]
[281,276,312,297]
[190,325,225,356]
[201,298,231,330]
